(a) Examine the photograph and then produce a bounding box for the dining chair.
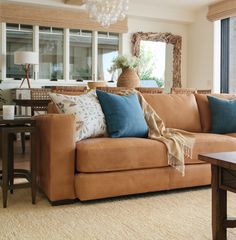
[196,89,212,94]
[51,86,87,95]
[171,87,197,94]
[96,87,131,93]
[30,89,51,116]
[135,87,164,94]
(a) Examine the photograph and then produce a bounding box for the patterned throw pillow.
[49,91,107,141]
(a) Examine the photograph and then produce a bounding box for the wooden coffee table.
[199,152,236,240]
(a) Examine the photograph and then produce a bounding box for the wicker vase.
[117,68,140,88]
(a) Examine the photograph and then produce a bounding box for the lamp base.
[19,77,31,88]
[19,64,31,88]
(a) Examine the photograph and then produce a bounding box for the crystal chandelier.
[84,0,129,28]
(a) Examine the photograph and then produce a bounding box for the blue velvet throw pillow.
[96,90,148,138]
[207,95,236,134]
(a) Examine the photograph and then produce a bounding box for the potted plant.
[109,55,140,88]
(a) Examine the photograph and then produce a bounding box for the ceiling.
[134,0,220,11]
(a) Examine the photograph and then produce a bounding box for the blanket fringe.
[183,144,193,159]
[168,143,193,176]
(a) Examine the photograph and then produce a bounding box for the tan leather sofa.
[36,93,236,204]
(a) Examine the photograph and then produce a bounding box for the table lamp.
[14,51,39,88]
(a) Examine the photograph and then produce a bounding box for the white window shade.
[0,2,128,33]
[208,0,236,21]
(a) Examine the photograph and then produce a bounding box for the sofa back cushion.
[195,94,236,133]
[143,93,202,132]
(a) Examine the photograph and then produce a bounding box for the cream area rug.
[0,187,236,240]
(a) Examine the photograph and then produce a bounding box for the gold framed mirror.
[132,32,182,88]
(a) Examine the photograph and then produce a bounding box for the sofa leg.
[50,199,77,206]
[37,187,77,206]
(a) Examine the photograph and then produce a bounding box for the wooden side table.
[0,117,36,208]
[199,152,236,240]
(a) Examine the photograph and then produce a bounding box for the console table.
[0,117,36,208]
[199,152,236,240]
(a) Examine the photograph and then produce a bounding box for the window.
[3,23,121,82]
[220,17,236,93]
[69,29,92,80]
[6,24,33,79]
[98,32,119,81]
[39,27,64,80]
[220,19,229,93]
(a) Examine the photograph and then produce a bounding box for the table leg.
[2,129,8,208]
[21,132,25,154]
[212,165,227,240]
[30,130,36,204]
[8,133,14,194]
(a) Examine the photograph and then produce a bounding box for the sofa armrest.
[48,102,59,114]
[35,114,76,202]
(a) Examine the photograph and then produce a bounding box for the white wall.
[128,1,195,23]
[187,7,214,90]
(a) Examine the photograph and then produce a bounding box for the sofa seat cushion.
[226,133,236,138]
[76,138,168,173]
[186,133,236,164]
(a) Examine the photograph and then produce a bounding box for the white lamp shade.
[14,51,39,65]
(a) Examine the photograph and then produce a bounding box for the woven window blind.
[0,2,128,33]
[208,0,236,21]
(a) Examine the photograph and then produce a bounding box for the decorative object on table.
[109,55,140,88]
[14,51,39,88]
[83,0,129,27]
[2,105,15,120]
[87,81,107,89]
